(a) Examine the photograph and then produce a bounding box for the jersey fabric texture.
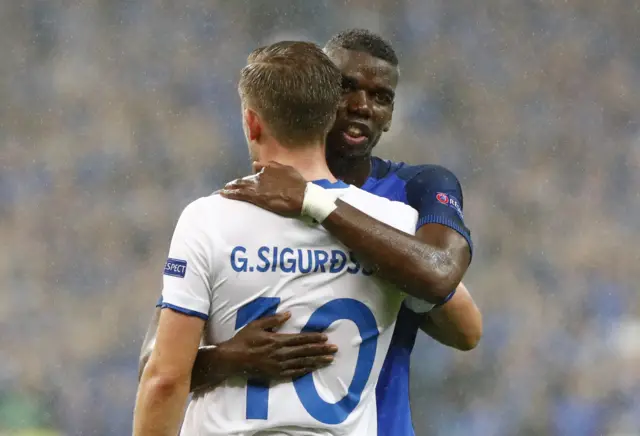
[160,179,418,436]
[362,157,473,436]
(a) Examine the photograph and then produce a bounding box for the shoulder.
[177,192,229,229]
[399,165,463,204]
[371,157,460,186]
[184,192,221,214]
[189,187,288,230]
[398,164,461,187]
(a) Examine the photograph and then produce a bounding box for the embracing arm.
[221,163,471,304]
[322,204,470,303]
[321,164,472,303]
[139,302,337,394]
[221,162,478,349]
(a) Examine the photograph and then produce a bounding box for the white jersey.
[161,180,418,436]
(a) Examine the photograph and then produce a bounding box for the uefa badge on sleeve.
[436,192,464,220]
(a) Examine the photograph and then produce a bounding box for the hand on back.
[216,312,337,382]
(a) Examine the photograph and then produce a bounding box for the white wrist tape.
[301,182,338,223]
[403,295,436,314]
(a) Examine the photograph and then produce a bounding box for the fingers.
[224,172,261,190]
[279,355,334,371]
[220,185,255,201]
[223,178,252,191]
[273,342,338,360]
[249,317,335,347]
[279,332,329,346]
[221,177,261,201]
[219,188,247,201]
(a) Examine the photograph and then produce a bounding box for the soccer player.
[133,41,421,436]
[221,29,479,436]
[140,30,482,436]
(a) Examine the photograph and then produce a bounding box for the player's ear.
[244,108,262,142]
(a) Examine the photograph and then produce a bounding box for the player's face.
[326,48,398,158]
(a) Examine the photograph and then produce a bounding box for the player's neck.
[327,154,371,188]
[258,142,337,182]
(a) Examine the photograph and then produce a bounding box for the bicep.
[145,308,206,380]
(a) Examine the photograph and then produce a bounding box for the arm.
[139,302,337,394]
[321,197,481,349]
[134,309,204,436]
[191,314,337,390]
[320,164,472,303]
[418,282,482,350]
[322,201,470,302]
[134,198,213,435]
[221,162,472,304]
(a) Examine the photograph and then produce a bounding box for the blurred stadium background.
[1,0,639,435]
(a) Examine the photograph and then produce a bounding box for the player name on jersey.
[230,246,375,275]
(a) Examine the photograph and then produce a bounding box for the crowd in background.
[1,1,639,435]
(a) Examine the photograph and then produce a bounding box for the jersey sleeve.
[160,199,214,320]
[404,165,473,256]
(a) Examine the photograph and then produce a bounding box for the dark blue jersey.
[363,156,472,436]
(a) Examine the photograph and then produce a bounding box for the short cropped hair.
[238,41,342,146]
[324,29,398,66]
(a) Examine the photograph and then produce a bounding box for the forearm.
[190,345,242,393]
[322,200,466,303]
[419,287,482,350]
[133,373,190,436]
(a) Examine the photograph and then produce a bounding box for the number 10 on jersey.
[235,297,380,425]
